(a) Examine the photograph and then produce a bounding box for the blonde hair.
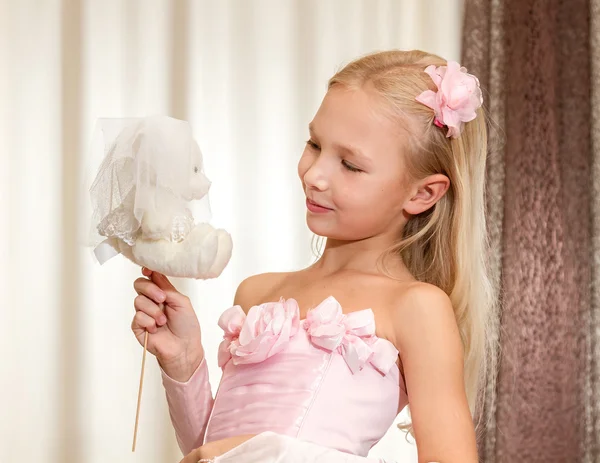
[326,50,500,440]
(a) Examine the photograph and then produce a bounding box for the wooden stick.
[132,329,149,452]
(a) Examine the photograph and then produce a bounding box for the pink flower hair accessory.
[415,61,483,138]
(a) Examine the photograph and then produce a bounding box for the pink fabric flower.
[217,305,246,367]
[217,295,399,375]
[303,296,399,375]
[303,296,347,350]
[415,61,483,138]
[218,298,300,367]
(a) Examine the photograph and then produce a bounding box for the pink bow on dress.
[303,296,398,375]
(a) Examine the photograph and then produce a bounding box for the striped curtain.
[0,1,464,462]
[462,0,600,461]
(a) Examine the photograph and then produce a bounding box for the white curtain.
[0,1,464,462]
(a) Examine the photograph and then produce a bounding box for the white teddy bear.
[90,116,232,279]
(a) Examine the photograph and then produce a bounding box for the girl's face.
[298,86,411,241]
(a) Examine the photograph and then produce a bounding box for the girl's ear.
[403,174,450,215]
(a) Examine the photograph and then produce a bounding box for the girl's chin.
[306,221,333,238]
[306,217,378,242]
[306,220,348,241]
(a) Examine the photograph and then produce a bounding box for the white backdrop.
[0,1,464,462]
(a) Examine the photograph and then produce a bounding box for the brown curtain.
[462,0,600,462]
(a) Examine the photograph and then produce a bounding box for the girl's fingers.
[151,271,176,291]
[133,274,189,310]
[133,277,166,304]
[132,311,158,334]
[134,294,167,325]
[150,272,189,307]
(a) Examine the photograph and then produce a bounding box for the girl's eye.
[306,139,320,150]
[342,160,362,172]
[305,140,361,172]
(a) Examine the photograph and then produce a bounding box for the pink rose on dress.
[303,296,346,351]
[217,305,246,368]
[226,298,300,365]
[415,61,483,138]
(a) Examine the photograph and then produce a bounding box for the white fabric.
[94,238,120,264]
[0,1,463,461]
[212,432,389,463]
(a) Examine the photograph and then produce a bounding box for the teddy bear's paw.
[203,230,233,278]
[140,212,173,241]
[129,223,232,279]
[180,223,232,279]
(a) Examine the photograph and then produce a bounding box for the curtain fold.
[589,0,600,460]
[461,1,506,459]
[462,0,600,461]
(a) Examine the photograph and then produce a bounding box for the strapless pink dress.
[160,296,409,459]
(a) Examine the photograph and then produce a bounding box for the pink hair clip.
[415,61,483,138]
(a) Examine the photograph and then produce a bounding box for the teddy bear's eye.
[194,166,199,174]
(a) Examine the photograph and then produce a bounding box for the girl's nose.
[303,158,329,191]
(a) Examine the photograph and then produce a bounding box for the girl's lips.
[306,198,333,213]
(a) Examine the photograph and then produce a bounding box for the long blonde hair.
[327,50,500,439]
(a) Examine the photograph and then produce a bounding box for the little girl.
[131,49,497,463]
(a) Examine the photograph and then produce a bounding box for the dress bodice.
[203,296,409,456]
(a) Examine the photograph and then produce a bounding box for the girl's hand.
[178,447,203,463]
[131,267,204,381]
[179,447,206,463]
[178,435,258,463]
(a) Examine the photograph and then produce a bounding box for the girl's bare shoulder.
[232,271,295,311]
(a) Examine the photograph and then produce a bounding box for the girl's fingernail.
[159,316,167,325]
[157,292,166,302]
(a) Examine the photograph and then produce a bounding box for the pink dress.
[160,296,409,460]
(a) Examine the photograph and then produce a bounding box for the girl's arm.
[160,355,215,456]
[392,283,478,463]
[161,274,271,457]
